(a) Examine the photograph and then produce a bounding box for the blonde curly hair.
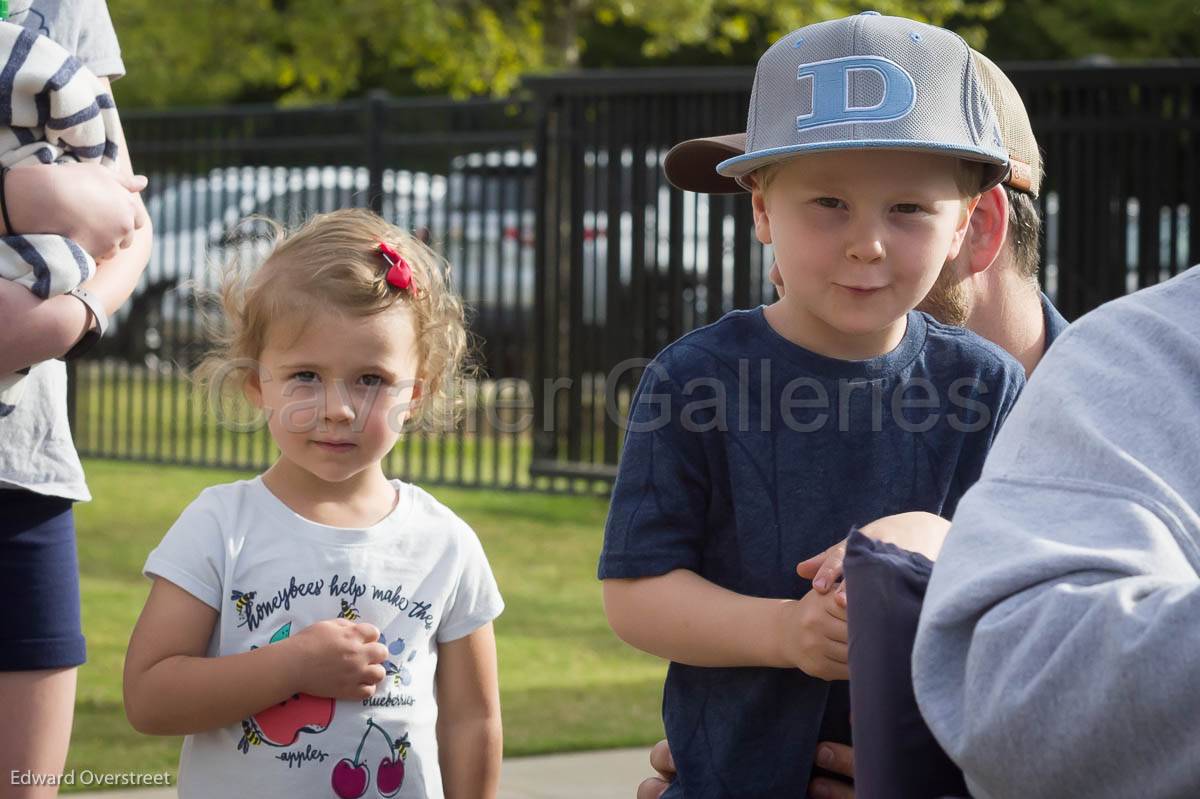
[194,208,470,430]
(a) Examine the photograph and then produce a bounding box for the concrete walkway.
[67,747,651,798]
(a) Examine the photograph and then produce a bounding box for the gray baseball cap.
[671,12,1010,193]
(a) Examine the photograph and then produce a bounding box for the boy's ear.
[946,193,983,262]
[750,182,773,246]
[962,185,1009,275]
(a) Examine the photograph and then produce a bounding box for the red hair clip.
[377,241,413,292]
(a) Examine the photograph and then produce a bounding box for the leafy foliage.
[108,0,1188,109]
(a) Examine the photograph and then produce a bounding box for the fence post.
[530,83,554,469]
[366,90,387,214]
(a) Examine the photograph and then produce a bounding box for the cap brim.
[663,133,748,194]
[665,133,1010,195]
[717,141,1010,194]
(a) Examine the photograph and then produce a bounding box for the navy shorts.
[0,489,87,670]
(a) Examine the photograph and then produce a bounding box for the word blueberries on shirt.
[623,360,1000,436]
[364,694,416,708]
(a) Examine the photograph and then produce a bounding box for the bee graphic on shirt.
[237,719,263,753]
[231,590,257,626]
[338,599,361,622]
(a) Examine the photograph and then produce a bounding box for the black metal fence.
[70,92,560,489]
[70,63,1200,491]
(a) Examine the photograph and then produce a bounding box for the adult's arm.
[0,77,151,373]
[912,267,1200,799]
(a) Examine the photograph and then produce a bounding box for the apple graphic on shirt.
[254,691,335,746]
[249,622,335,746]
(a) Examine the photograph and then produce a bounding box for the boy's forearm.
[603,569,795,667]
[437,715,502,799]
[125,640,301,736]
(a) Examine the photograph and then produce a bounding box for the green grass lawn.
[65,459,665,791]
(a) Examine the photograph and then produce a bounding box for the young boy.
[599,12,1026,797]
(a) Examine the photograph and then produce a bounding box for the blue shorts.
[0,489,87,670]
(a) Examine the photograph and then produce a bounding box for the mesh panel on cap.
[737,14,1006,190]
[972,49,1042,197]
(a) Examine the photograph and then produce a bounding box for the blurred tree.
[110,0,1001,108]
[979,0,1200,62]
[110,0,1198,109]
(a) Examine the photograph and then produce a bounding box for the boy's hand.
[8,162,148,260]
[777,587,848,681]
[796,512,954,616]
[797,540,848,608]
[286,619,388,700]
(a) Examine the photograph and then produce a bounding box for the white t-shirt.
[143,476,504,799]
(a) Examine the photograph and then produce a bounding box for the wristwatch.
[61,285,108,360]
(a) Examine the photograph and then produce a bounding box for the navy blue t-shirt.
[599,306,1025,798]
[1041,291,1069,348]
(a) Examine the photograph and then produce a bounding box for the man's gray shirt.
[914,264,1200,798]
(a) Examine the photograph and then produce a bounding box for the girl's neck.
[260,458,398,529]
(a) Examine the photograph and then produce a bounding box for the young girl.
[123,209,503,799]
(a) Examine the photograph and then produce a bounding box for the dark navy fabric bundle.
[844,528,968,799]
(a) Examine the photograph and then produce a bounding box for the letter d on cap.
[796,56,916,131]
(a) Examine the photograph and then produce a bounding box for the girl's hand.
[287,619,389,700]
[6,162,148,260]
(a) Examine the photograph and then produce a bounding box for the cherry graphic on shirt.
[331,757,370,799]
[331,718,409,799]
[375,727,410,797]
